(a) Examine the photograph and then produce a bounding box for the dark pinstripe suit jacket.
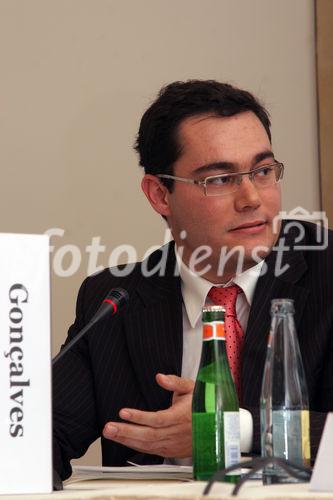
[53,221,333,479]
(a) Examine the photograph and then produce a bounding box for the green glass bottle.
[192,306,240,482]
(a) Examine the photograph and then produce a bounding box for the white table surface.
[1,476,332,500]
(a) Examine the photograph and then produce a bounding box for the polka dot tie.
[208,285,244,400]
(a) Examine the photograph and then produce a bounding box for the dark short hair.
[134,80,271,191]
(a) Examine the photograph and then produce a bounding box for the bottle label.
[272,409,310,465]
[301,410,311,462]
[203,322,225,341]
[223,411,241,474]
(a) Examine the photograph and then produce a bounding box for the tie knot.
[208,285,242,316]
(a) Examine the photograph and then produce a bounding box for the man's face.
[165,111,282,276]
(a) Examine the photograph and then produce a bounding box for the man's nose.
[234,175,261,211]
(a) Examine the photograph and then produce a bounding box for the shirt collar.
[233,260,264,306]
[175,245,264,328]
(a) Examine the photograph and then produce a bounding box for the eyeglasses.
[157,162,284,197]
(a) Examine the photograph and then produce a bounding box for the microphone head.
[102,287,129,315]
[52,287,129,366]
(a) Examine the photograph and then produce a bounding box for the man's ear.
[141,174,171,217]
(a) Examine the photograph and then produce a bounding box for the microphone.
[52,287,129,366]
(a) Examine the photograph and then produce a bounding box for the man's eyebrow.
[254,150,275,164]
[193,162,234,175]
[192,150,275,176]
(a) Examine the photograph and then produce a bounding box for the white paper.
[0,233,52,494]
[310,412,333,491]
[72,464,193,481]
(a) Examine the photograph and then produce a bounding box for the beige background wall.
[0,0,319,465]
[316,0,333,227]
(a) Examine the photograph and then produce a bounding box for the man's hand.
[103,373,194,458]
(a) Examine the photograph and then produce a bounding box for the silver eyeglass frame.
[156,162,284,197]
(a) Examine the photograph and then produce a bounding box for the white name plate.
[310,413,333,491]
[0,233,52,494]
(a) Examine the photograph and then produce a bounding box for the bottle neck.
[202,320,225,341]
[270,312,296,341]
[201,326,228,366]
[268,311,309,408]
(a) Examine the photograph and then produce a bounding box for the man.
[53,80,333,480]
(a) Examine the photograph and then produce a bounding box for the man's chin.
[244,242,272,262]
[227,229,275,256]
[213,240,272,276]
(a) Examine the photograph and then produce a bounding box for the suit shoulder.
[79,241,176,299]
[82,261,142,296]
[291,221,333,284]
[300,220,333,252]
[282,219,333,252]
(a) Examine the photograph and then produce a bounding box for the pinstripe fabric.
[53,221,333,479]
[53,244,183,479]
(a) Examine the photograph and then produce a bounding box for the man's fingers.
[104,421,162,442]
[104,375,194,459]
[119,406,180,427]
[102,421,191,457]
[103,429,158,454]
[104,421,189,441]
[118,375,194,428]
[156,373,194,395]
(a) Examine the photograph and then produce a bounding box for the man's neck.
[178,249,259,284]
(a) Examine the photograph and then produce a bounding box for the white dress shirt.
[176,247,264,382]
[166,247,264,465]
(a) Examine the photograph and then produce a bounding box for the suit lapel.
[124,243,183,411]
[242,238,309,407]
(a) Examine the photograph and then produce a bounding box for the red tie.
[208,285,244,399]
